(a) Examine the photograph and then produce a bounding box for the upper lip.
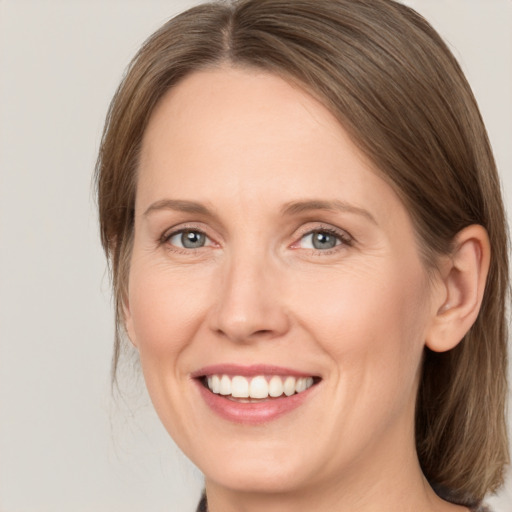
[191,364,319,379]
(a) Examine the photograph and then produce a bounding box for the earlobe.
[425,225,490,353]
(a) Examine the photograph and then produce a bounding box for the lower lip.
[194,380,317,425]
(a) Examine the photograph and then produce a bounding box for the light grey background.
[0,1,510,511]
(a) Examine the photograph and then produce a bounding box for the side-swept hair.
[95,0,509,506]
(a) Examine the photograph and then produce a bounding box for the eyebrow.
[144,199,213,217]
[280,199,378,225]
[143,198,377,225]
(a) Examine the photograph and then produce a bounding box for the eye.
[297,228,350,251]
[166,229,211,249]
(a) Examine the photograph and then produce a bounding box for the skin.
[124,67,482,512]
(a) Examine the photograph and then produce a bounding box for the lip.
[191,364,321,425]
[191,363,316,379]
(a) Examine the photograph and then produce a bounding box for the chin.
[202,456,313,494]
[186,429,334,496]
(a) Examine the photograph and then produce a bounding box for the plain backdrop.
[0,1,511,511]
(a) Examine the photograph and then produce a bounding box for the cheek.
[125,260,215,449]
[290,260,430,455]
[291,258,430,390]
[127,259,212,358]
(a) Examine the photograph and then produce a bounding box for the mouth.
[199,374,319,402]
[192,365,321,424]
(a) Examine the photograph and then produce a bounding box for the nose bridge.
[209,243,289,342]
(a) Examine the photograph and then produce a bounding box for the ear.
[425,225,490,353]
[122,295,138,349]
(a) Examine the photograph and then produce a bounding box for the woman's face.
[126,68,439,495]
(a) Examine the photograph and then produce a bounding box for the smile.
[193,365,321,424]
[205,374,315,400]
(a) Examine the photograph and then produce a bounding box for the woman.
[95,0,509,510]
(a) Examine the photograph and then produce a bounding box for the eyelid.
[159,223,217,249]
[290,223,354,250]
[158,222,353,253]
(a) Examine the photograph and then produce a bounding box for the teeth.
[205,374,315,399]
[231,376,249,398]
[249,376,268,399]
[283,376,296,396]
[211,375,220,394]
[268,376,283,397]
[219,375,231,395]
[295,377,307,393]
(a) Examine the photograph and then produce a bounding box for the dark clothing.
[196,493,207,512]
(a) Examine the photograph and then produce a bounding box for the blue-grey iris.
[312,232,337,250]
[182,230,206,248]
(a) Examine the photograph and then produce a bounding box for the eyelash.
[159,224,213,255]
[295,226,353,255]
[159,224,353,255]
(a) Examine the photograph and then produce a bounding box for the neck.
[206,465,434,512]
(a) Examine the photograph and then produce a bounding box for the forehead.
[137,67,405,226]
[140,66,353,166]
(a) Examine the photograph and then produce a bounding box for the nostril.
[213,325,280,343]
[253,329,273,336]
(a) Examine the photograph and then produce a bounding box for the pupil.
[313,232,336,250]
[182,231,205,248]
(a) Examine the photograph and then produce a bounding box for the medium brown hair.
[95,0,509,506]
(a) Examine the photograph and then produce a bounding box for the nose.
[208,252,290,343]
